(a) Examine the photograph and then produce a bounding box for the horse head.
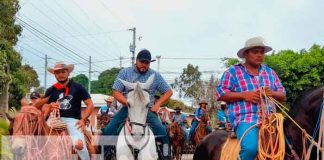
[11,106,47,155]
[284,86,324,159]
[119,75,154,140]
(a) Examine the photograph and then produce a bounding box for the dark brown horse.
[194,86,324,160]
[194,113,209,145]
[169,121,185,160]
[11,105,96,159]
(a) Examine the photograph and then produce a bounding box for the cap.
[30,91,40,99]
[136,49,156,62]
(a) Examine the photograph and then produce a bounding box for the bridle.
[124,88,151,160]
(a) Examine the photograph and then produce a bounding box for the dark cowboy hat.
[174,107,182,111]
[199,100,208,105]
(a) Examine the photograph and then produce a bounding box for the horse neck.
[284,87,324,158]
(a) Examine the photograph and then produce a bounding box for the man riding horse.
[189,99,212,143]
[102,49,173,159]
[216,36,286,160]
[42,61,94,160]
[172,107,189,144]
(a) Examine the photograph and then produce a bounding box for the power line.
[39,0,118,62]
[71,0,124,56]
[21,2,108,70]
[17,17,106,72]
[96,0,130,29]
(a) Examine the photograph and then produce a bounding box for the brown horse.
[169,121,185,160]
[194,113,209,145]
[11,105,96,159]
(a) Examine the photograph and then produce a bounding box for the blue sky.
[16,0,324,99]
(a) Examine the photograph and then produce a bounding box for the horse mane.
[288,85,324,119]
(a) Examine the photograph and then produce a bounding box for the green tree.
[72,74,89,90]
[173,64,202,106]
[265,45,324,103]
[165,99,194,113]
[0,0,22,117]
[9,65,40,108]
[91,68,121,95]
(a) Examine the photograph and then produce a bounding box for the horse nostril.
[141,134,144,136]
[131,133,134,136]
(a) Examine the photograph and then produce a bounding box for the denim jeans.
[236,122,258,160]
[189,121,198,136]
[189,121,212,136]
[60,118,90,160]
[180,125,189,143]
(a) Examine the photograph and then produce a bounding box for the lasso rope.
[257,87,285,160]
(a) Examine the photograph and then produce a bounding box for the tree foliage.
[173,64,202,105]
[0,0,22,115]
[71,74,88,90]
[165,99,194,113]
[9,65,40,108]
[72,68,121,95]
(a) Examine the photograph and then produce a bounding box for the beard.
[136,66,148,73]
[58,78,68,84]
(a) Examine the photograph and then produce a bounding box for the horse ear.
[140,74,155,90]
[119,79,136,90]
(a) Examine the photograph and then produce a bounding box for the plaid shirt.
[216,64,285,128]
[113,66,171,107]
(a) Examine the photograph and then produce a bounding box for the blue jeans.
[236,122,258,160]
[189,121,198,136]
[102,107,169,144]
[180,125,189,143]
[189,121,212,136]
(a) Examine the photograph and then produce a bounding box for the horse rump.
[193,130,229,160]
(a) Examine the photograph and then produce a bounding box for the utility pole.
[44,54,48,93]
[119,56,123,68]
[88,56,91,94]
[156,55,161,72]
[129,27,136,65]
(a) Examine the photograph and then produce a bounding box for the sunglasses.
[31,97,38,100]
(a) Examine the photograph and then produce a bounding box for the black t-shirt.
[45,81,91,119]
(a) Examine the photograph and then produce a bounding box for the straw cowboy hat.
[199,100,208,105]
[104,96,114,103]
[48,61,74,74]
[237,36,272,58]
[220,101,226,105]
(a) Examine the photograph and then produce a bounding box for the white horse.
[116,75,158,160]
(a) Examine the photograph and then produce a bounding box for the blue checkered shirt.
[112,66,171,107]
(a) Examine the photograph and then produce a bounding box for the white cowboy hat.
[48,61,74,74]
[237,36,272,58]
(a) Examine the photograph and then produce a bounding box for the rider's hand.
[242,90,260,104]
[150,104,160,113]
[76,119,86,130]
[263,87,274,98]
[50,102,59,111]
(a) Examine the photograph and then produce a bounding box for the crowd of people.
[22,36,285,160]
